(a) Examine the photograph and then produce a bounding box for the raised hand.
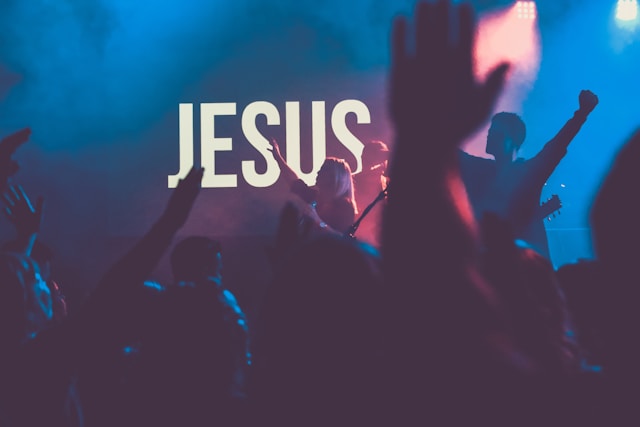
[578,90,598,115]
[2,184,43,238]
[0,127,31,186]
[268,138,283,160]
[390,0,510,151]
[267,137,300,185]
[161,166,204,229]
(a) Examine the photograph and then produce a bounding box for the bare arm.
[384,0,509,275]
[540,90,599,158]
[268,138,300,186]
[97,166,203,294]
[73,166,204,349]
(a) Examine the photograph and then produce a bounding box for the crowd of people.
[0,1,637,425]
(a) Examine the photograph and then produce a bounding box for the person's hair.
[170,236,222,282]
[362,140,389,170]
[492,112,526,149]
[318,157,358,214]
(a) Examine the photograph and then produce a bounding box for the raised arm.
[384,0,509,271]
[57,165,205,359]
[268,138,300,186]
[382,3,527,409]
[96,166,204,293]
[538,90,599,162]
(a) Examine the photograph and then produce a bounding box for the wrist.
[575,109,589,121]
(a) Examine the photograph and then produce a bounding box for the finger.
[1,191,14,207]
[3,206,13,220]
[9,185,22,204]
[183,166,204,186]
[391,15,409,70]
[16,185,34,210]
[390,15,410,120]
[0,127,30,153]
[414,2,436,57]
[456,2,475,84]
[477,62,510,118]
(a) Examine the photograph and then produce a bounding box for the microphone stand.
[345,183,389,238]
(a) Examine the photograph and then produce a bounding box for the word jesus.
[168,100,371,188]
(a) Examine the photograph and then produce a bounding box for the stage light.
[516,1,536,20]
[616,0,639,21]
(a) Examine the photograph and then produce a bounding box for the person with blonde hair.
[268,139,358,235]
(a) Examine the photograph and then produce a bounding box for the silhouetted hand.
[0,127,30,187]
[390,0,509,150]
[2,184,43,238]
[578,90,598,115]
[267,138,283,160]
[161,166,204,229]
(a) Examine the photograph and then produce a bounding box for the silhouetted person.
[250,221,385,426]
[351,139,390,248]
[480,214,584,375]
[2,167,203,427]
[127,281,244,427]
[170,235,251,403]
[459,91,599,260]
[382,1,544,425]
[0,184,82,427]
[555,128,640,424]
[2,238,69,324]
[583,127,640,380]
[268,138,358,235]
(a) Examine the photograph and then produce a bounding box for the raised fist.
[578,90,599,115]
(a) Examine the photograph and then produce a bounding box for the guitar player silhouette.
[458,90,598,260]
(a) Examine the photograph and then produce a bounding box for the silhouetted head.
[128,280,238,426]
[255,234,384,416]
[171,236,223,283]
[481,230,580,373]
[315,157,356,201]
[361,139,390,173]
[486,112,526,162]
[0,252,52,347]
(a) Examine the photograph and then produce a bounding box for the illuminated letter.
[331,99,371,173]
[168,103,195,188]
[242,101,281,187]
[201,103,237,188]
[285,101,326,186]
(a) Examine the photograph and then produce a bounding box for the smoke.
[0,0,637,289]
[0,0,412,296]
[462,3,542,157]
